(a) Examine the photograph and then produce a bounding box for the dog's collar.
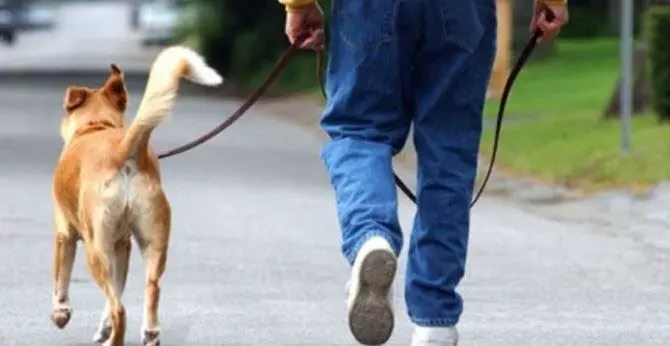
[73,119,118,138]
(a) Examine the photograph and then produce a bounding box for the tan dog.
[50,46,222,346]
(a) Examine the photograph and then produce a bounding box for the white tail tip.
[168,45,224,87]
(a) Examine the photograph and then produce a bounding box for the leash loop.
[317,29,549,208]
[468,28,544,207]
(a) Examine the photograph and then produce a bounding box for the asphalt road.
[2,1,670,346]
[2,78,670,346]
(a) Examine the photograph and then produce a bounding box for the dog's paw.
[50,307,72,329]
[142,328,161,346]
[93,325,112,344]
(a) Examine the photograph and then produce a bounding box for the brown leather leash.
[157,16,552,208]
[156,33,310,159]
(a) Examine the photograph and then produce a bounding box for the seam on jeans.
[333,0,398,50]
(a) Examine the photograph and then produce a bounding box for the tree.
[603,45,650,119]
[646,2,670,122]
[602,0,657,119]
[178,0,333,93]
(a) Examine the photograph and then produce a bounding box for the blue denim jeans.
[319,0,497,327]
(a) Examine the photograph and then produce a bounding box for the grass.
[481,38,670,193]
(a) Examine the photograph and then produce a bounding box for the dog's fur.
[50,46,222,346]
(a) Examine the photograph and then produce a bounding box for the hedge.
[646,5,670,123]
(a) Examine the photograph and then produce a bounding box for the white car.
[0,0,17,45]
[137,0,181,46]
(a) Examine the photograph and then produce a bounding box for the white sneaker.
[346,236,397,345]
[410,325,459,346]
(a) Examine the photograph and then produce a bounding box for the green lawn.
[481,38,670,193]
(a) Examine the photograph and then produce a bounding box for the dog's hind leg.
[135,193,171,346]
[86,240,127,346]
[93,235,132,344]
[84,207,128,346]
[51,210,77,329]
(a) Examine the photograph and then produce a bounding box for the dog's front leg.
[51,212,77,329]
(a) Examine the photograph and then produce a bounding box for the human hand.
[284,2,325,50]
[530,1,569,42]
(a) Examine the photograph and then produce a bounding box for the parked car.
[129,0,151,31]
[137,0,192,47]
[0,0,55,44]
[16,3,56,31]
[0,0,18,45]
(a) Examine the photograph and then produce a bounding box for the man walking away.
[280,0,569,344]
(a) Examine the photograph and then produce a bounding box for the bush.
[646,5,670,123]
[176,0,332,94]
[560,5,610,38]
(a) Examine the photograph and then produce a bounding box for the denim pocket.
[439,0,486,54]
[332,0,397,50]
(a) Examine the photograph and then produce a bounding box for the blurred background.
[2,2,670,345]
[0,0,666,196]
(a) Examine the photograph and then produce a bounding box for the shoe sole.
[348,248,397,345]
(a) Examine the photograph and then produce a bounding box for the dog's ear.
[63,86,91,113]
[110,63,123,76]
[102,63,127,111]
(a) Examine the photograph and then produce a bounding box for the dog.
[50,46,222,346]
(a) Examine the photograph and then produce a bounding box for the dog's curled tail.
[118,45,223,162]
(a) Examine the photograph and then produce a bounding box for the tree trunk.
[603,45,650,118]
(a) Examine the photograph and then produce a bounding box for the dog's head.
[60,64,129,144]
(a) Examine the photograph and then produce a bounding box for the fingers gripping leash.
[157,11,555,208]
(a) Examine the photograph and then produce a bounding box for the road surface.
[2,1,670,345]
[2,78,670,346]
[0,1,158,73]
